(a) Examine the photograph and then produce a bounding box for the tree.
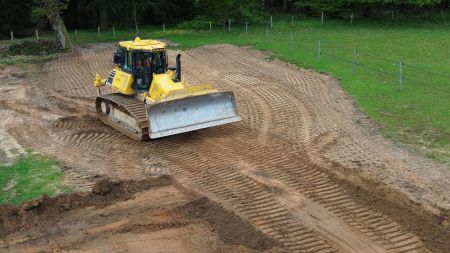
[0,0,34,38]
[283,0,288,11]
[292,0,442,16]
[195,0,264,23]
[40,0,73,50]
[77,0,125,29]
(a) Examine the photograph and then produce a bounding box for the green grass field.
[0,152,68,205]
[4,17,450,165]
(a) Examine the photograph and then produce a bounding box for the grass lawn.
[4,16,450,165]
[0,152,68,205]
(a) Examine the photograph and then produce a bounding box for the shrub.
[176,20,215,29]
[8,40,62,56]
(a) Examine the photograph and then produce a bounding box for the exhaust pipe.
[173,54,181,82]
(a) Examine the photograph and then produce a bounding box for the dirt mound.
[0,176,172,238]
[1,176,282,253]
[179,197,279,252]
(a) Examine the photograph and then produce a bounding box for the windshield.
[151,51,168,74]
[133,52,152,91]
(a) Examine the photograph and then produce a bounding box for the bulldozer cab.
[114,39,168,92]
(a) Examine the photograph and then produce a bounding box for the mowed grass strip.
[8,17,450,165]
[0,152,67,205]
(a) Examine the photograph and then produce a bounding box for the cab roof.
[119,37,166,51]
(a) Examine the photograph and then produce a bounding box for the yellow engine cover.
[107,68,135,95]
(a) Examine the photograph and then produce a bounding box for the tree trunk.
[43,1,72,51]
[132,0,137,27]
[283,0,288,11]
[54,16,72,50]
[99,1,108,30]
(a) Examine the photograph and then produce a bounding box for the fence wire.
[219,18,449,94]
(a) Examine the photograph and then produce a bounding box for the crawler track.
[96,93,149,141]
[17,44,440,252]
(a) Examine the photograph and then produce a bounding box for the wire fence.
[5,16,449,95]
[223,16,450,95]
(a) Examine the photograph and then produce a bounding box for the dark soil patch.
[178,197,280,252]
[328,162,450,253]
[0,176,172,238]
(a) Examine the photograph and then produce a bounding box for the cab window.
[151,51,168,74]
[123,50,133,72]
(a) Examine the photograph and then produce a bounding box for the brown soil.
[0,177,171,237]
[0,177,278,252]
[1,43,449,252]
[179,197,278,251]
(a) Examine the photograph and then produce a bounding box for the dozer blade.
[146,91,241,139]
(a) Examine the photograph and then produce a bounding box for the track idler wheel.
[100,100,110,115]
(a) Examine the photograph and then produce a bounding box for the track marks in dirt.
[45,46,113,98]
[163,127,426,253]
[24,44,440,252]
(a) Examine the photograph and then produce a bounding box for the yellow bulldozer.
[94,38,241,140]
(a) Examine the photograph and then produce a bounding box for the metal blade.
[146,91,241,139]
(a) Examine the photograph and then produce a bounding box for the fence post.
[270,16,273,28]
[10,31,13,44]
[245,22,248,35]
[135,23,139,37]
[112,27,115,39]
[399,62,403,90]
[318,40,321,63]
[97,26,101,39]
[35,29,39,40]
[321,13,324,25]
[163,23,166,33]
[351,13,354,25]
[291,16,294,26]
[74,29,77,42]
[228,19,231,33]
[352,49,357,75]
[209,21,212,32]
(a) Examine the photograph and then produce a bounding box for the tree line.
[1,0,449,38]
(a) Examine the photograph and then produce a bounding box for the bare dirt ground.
[1,43,450,252]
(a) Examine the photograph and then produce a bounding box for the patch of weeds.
[0,54,58,65]
[8,40,62,56]
[0,151,68,205]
